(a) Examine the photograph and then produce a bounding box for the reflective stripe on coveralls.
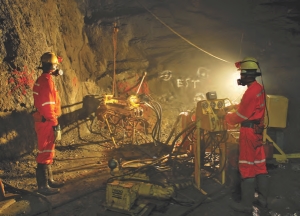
[239,159,266,164]
[33,73,61,164]
[225,81,267,179]
[35,121,56,164]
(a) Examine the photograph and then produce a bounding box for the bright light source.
[227,71,245,103]
[213,70,245,104]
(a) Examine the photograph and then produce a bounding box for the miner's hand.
[53,124,62,141]
[224,104,238,112]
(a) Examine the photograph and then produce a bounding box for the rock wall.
[0,0,105,159]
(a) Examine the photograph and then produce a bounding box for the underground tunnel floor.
[0,130,300,216]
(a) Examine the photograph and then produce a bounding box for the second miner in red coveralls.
[221,57,269,213]
[32,52,64,195]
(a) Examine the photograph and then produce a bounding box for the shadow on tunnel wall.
[0,110,36,161]
[0,95,101,161]
[59,95,100,130]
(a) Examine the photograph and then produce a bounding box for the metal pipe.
[136,72,147,95]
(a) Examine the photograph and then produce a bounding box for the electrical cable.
[177,184,226,216]
[144,100,162,145]
[33,186,106,216]
[162,121,197,177]
[199,130,228,179]
[258,65,269,129]
[168,122,196,160]
[2,181,52,215]
[107,154,170,183]
[165,114,183,145]
[121,156,168,168]
[170,196,195,207]
[171,126,196,158]
[136,0,232,63]
[149,100,162,141]
[172,132,196,176]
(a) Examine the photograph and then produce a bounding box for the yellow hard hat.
[235,57,259,72]
[41,52,59,65]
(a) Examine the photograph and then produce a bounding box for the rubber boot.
[36,163,60,195]
[229,168,241,203]
[230,178,255,214]
[47,164,65,188]
[254,174,269,208]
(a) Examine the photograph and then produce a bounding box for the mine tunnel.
[0,0,300,215]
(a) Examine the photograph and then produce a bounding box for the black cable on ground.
[2,181,52,215]
[33,186,106,216]
[202,186,231,204]
[170,196,195,207]
[178,195,208,216]
[178,184,227,216]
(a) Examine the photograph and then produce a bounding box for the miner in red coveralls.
[219,57,269,213]
[32,52,64,195]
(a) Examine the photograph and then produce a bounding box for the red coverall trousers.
[35,121,56,164]
[239,127,267,178]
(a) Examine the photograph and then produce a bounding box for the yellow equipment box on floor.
[105,180,137,211]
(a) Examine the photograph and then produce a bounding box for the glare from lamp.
[215,71,244,103]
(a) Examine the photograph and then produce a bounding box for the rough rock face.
[0,0,300,159]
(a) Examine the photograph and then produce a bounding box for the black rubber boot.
[47,164,65,188]
[229,168,241,203]
[254,174,269,208]
[36,163,60,195]
[230,178,255,214]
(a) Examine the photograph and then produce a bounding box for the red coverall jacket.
[33,73,61,164]
[225,81,267,179]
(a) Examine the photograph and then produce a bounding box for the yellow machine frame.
[194,119,228,192]
[262,130,300,163]
[194,99,228,191]
[263,95,300,163]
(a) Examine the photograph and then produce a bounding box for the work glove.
[53,124,62,141]
[224,104,238,112]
